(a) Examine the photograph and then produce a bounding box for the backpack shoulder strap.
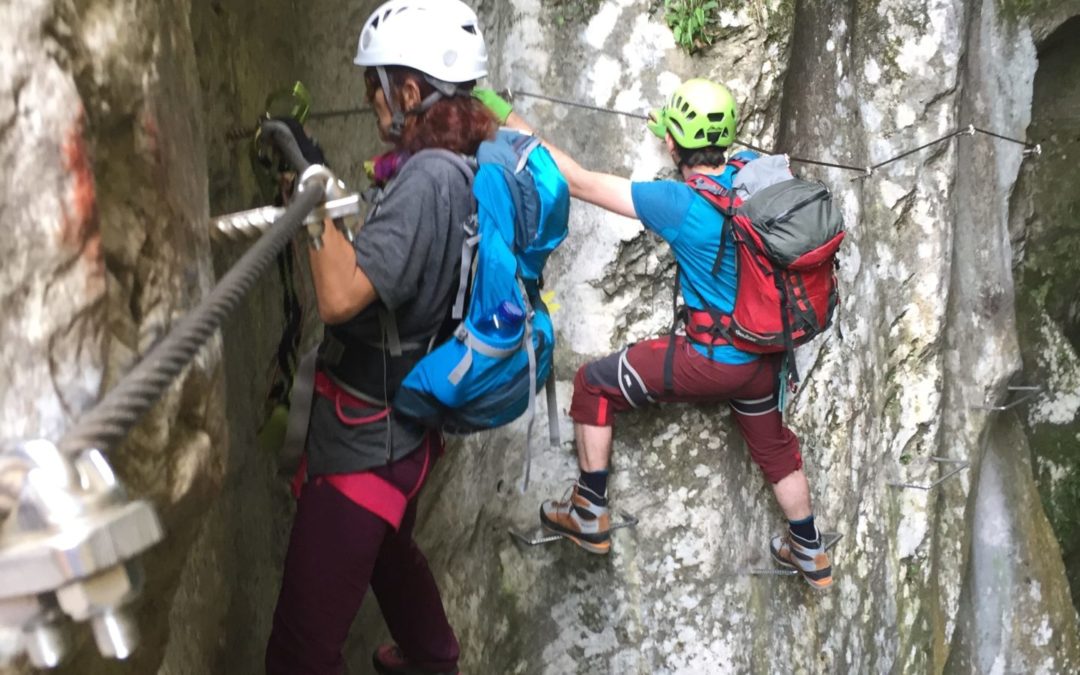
[378,149,480,354]
[686,174,738,277]
[409,148,478,183]
[686,174,737,213]
[727,155,750,172]
[510,134,542,172]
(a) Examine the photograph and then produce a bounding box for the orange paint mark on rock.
[60,107,103,278]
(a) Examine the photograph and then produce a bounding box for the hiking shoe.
[372,645,459,675]
[539,483,611,555]
[770,531,833,590]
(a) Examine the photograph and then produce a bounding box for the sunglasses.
[363,68,380,102]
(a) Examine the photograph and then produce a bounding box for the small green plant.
[662,0,719,53]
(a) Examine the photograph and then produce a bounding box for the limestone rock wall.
[1009,11,1080,618]
[384,0,1080,673]
[1,0,226,672]
[0,0,357,672]
[2,0,1080,674]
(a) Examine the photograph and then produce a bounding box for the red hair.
[378,67,496,155]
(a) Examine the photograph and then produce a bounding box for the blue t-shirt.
[630,154,759,365]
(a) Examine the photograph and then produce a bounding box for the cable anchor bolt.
[297,164,360,249]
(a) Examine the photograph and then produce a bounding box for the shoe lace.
[554,481,577,516]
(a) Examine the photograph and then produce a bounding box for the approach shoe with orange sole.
[539,483,611,555]
[770,530,833,590]
[372,644,459,675]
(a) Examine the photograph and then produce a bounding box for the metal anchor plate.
[508,511,639,547]
[745,531,843,577]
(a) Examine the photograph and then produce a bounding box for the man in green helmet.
[476,79,832,589]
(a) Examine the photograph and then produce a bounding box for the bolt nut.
[23,621,68,668]
[91,608,139,660]
[56,563,141,622]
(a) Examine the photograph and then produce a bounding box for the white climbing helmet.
[354,0,488,83]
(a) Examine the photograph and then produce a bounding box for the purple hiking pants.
[265,440,459,674]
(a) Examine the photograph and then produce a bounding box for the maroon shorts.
[569,336,802,483]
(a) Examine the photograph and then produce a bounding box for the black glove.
[273,116,327,166]
[257,117,328,173]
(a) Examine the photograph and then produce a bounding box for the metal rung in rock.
[746,532,843,577]
[889,456,970,491]
[972,384,1043,412]
[508,512,639,547]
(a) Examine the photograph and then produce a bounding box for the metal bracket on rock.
[508,512,639,547]
[971,384,1044,412]
[746,531,843,577]
[888,456,969,491]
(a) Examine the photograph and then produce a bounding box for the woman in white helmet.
[264,2,493,674]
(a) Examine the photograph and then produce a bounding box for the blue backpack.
[391,130,570,489]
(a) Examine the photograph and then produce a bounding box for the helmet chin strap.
[376,66,407,139]
[376,66,472,140]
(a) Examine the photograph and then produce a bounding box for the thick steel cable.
[59,185,325,454]
[257,121,313,175]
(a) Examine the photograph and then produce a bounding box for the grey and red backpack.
[669,154,845,393]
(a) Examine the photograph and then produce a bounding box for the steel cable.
[869,127,974,171]
[59,185,326,454]
[62,93,1042,454]
[231,93,1040,174]
[508,92,1039,175]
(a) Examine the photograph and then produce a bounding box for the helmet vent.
[707,131,720,143]
[686,110,697,120]
[707,112,726,122]
[462,23,477,34]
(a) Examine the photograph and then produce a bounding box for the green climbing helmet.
[648,78,737,149]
